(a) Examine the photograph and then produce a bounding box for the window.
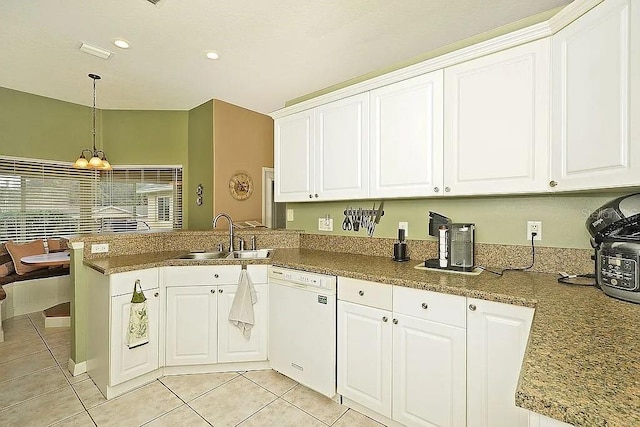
[0,156,183,242]
[157,196,170,222]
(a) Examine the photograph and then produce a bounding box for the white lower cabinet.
[466,298,534,427]
[164,265,268,366]
[217,283,268,363]
[165,286,218,365]
[337,278,466,427]
[87,267,161,399]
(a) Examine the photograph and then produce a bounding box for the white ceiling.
[0,0,571,114]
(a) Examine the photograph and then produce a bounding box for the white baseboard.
[45,315,70,328]
[68,358,87,376]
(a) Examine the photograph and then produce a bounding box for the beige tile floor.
[0,312,385,426]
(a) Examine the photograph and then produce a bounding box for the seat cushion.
[5,240,47,275]
[0,261,15,277]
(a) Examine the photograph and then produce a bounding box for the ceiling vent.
[146,0,167,6]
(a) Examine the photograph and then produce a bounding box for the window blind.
[0,156,183,242]
[99,166,183,233]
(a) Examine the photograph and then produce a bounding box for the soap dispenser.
[393,228,410,262]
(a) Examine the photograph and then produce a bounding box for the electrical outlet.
[526,221,542,241]
[399,221,409,237]
[286,209,294,222]
[318,218,333,231]
[91,243,109,254]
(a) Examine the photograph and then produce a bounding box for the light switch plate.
[91,243,109,254]
[318,218,333,232]
[286,209,294,222]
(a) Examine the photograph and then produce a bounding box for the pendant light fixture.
[73,73,112,170]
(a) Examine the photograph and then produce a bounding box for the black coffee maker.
[424,212,475,272]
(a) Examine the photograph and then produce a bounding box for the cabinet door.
[315,93,369,200]
[370,71,444,198]
[217,283,268,363]
[337,300,392,418]
[467,298,534,427]
[274,109,314,202]
[110,289,160,386]
[551,0,640,191]
[165,286,218,366]
[444,39,550,195]
[392,313,466,427]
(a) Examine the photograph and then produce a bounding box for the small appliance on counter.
[393,228,410,262]
[587,193,640,304]
[424,211,475,272]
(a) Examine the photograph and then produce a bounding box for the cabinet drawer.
[247,265,268,284]
[163,265,242,286]
[110,268,158,297]
[393,286,466,328]
[338,277,392,310]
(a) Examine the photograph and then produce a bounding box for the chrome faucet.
[212,213,235,252]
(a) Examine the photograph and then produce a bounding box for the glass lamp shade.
[73,154,89,169]
[89,155,103,168]
[101,159,112,171]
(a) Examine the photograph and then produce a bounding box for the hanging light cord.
[478,233,537,276]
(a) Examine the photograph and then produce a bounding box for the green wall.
[187,100,214,229]
[0,87,91,161]
[287,190,634,249]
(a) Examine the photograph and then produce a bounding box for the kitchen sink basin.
[227,249,272,259]
[174,251,229,260]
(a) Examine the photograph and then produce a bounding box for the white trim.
[270,0,602,119]
[0,155,75,167]
[262,167,274,227]
[109,164,183,169]
[68,358,87,376]
[70,241,84,250]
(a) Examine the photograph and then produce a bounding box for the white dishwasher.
[268,266,337,398]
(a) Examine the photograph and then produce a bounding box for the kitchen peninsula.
[68,230,639,427]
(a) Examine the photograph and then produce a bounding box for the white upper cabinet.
[444,39,551,195]
[275,94,369,202]
[274,109,314,202]
[315,93,370,200]
[370,71,444,198]
[551,0,640,191]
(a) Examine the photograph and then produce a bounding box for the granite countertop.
[82,248,639,426]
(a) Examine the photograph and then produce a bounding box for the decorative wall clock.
[229,171,253,201]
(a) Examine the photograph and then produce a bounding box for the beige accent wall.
[212,100,274,226]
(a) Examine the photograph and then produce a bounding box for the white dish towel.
[229,269,258,339]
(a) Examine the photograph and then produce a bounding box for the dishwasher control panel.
[269,267,336,291]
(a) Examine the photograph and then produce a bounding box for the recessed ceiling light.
[206,51,220,60]
[114,39,130,49]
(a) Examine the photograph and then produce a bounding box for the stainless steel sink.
[227,249,272,259]
[174,251,229,260]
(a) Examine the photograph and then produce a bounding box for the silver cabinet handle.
[469,304,477,311]
[382,316,388,322]
[309,194,313,199]
[219,289,223,293]
[210,289,215,294]
[392,318,398,324]
[433,187,440,193]
[358,290,364,296]
[315,194,319,198]
[444,187,451,193]
[154,292,159,297]
[421,302,428,309]
[214,273,219,278]
[549,180,558,187]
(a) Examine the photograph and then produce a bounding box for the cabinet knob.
[421,302,428,309]
[309,194,313,199]
[392,318,398,324]
[219,289,223,293]
[358,290,364,296]
[382,316,388,322]
[210,289,215,294]
[444,187,451,193]
[469,304,477,311]
[314,194,319,198]
[433,187,440,193]
[154,292,159,297]
[214,273,219,278]
[549,180,558,188]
